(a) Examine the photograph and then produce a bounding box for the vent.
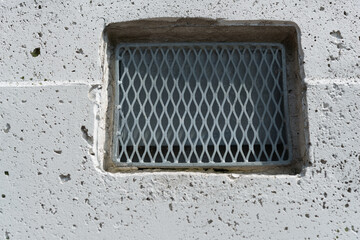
[113,42,292,167]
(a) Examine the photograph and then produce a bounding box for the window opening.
[113,42,292,167]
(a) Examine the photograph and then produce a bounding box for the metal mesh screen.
[114,43,292,167]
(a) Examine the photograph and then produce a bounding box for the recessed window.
[113,42,292,167]
[101,19,308,172]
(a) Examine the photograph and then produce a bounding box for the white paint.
[1,0,360,239]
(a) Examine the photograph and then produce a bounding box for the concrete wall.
[1,0,359,239]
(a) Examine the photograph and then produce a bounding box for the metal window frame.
[113,42,293,168]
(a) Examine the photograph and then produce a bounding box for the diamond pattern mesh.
[114,43,292,167]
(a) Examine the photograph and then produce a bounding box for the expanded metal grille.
[114,42,292,167]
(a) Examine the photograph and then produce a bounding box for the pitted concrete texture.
[0,0,359,83]
[1,0,360,239]
[1,83,360,239]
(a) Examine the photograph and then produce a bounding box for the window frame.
[100,19,308,173]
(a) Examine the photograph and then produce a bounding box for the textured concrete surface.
[0,0,359,83]
[1,0,360,239]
